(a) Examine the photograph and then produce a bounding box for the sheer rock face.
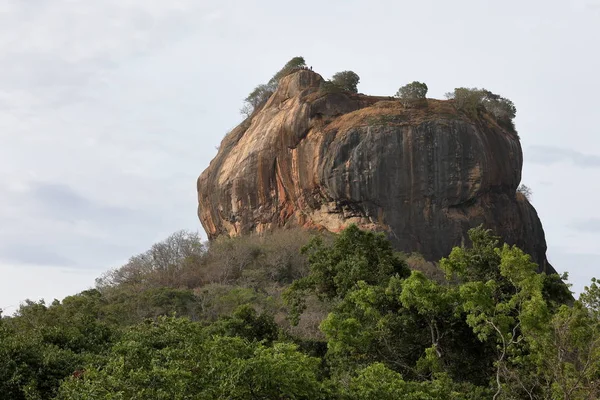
[197,70,554,273]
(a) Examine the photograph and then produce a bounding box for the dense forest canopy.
[0,225,597,399]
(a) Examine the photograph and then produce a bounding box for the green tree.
[346,363,490,400]
[440,226,585,399]
[580,277,600,315]
[57,317,327,399]
[519,281,600,399]
[0,293,118,400]
[480,89,516,125]
[330,71,360,93]
[400,271,459,369]
[208,339,326,399]
[395,81,428,107]
[319,279,429,378]
[56,316,206,400]
[284,225,409,324]
[241,84,274,117]
[517,183,532,201]
[207,304,280,344]
[445,87,486,118]
[453,245,548,399]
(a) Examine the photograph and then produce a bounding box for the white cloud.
[0,264,102,316]
[528,146,600,168]
[0,0,219,311]
[0,0,598,310]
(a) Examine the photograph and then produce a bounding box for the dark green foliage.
[543,271,574,310]
[297,224,409,299]
[441,225,504,283]
[1,225,594,399]
[329,70,360,93]
[0,292,117,400]
[284,225,409,324]
[395,81,428,107]
[319,80,345,94]
[207,304,280,344]
[346,364,491,400]
[56,317,327,400]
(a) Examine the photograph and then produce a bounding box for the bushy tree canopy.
[446,87,517,129]
[330,70,360,93]
[517,183,532,200]
[395,81,428,107]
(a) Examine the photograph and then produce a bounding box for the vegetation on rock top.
[240,57,518,135]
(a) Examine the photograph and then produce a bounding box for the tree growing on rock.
[445,87,485,118]
[330,70,360,93]
[241,84,274,117]
[267,56,306,88]
[240,56,307,117]
[445,87,517,129]
[480,90,516,123]
[395,81,428,107]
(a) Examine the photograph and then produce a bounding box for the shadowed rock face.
[197,70,555,273]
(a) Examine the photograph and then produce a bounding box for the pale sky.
[1,0,598,314]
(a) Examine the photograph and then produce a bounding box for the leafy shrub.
[267,56,306,88]
[207,304,280,343]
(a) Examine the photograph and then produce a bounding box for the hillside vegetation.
[1,225,598,399]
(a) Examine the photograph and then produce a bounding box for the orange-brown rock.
[197,70,554,273]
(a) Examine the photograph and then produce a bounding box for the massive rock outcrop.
[197,70,554,273]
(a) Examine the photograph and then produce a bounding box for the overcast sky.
[1,0,598,314]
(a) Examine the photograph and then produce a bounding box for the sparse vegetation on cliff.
[517,183,533,201]
[241,56,307,117]
[1,225,596,399]
[267,56,306,88]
